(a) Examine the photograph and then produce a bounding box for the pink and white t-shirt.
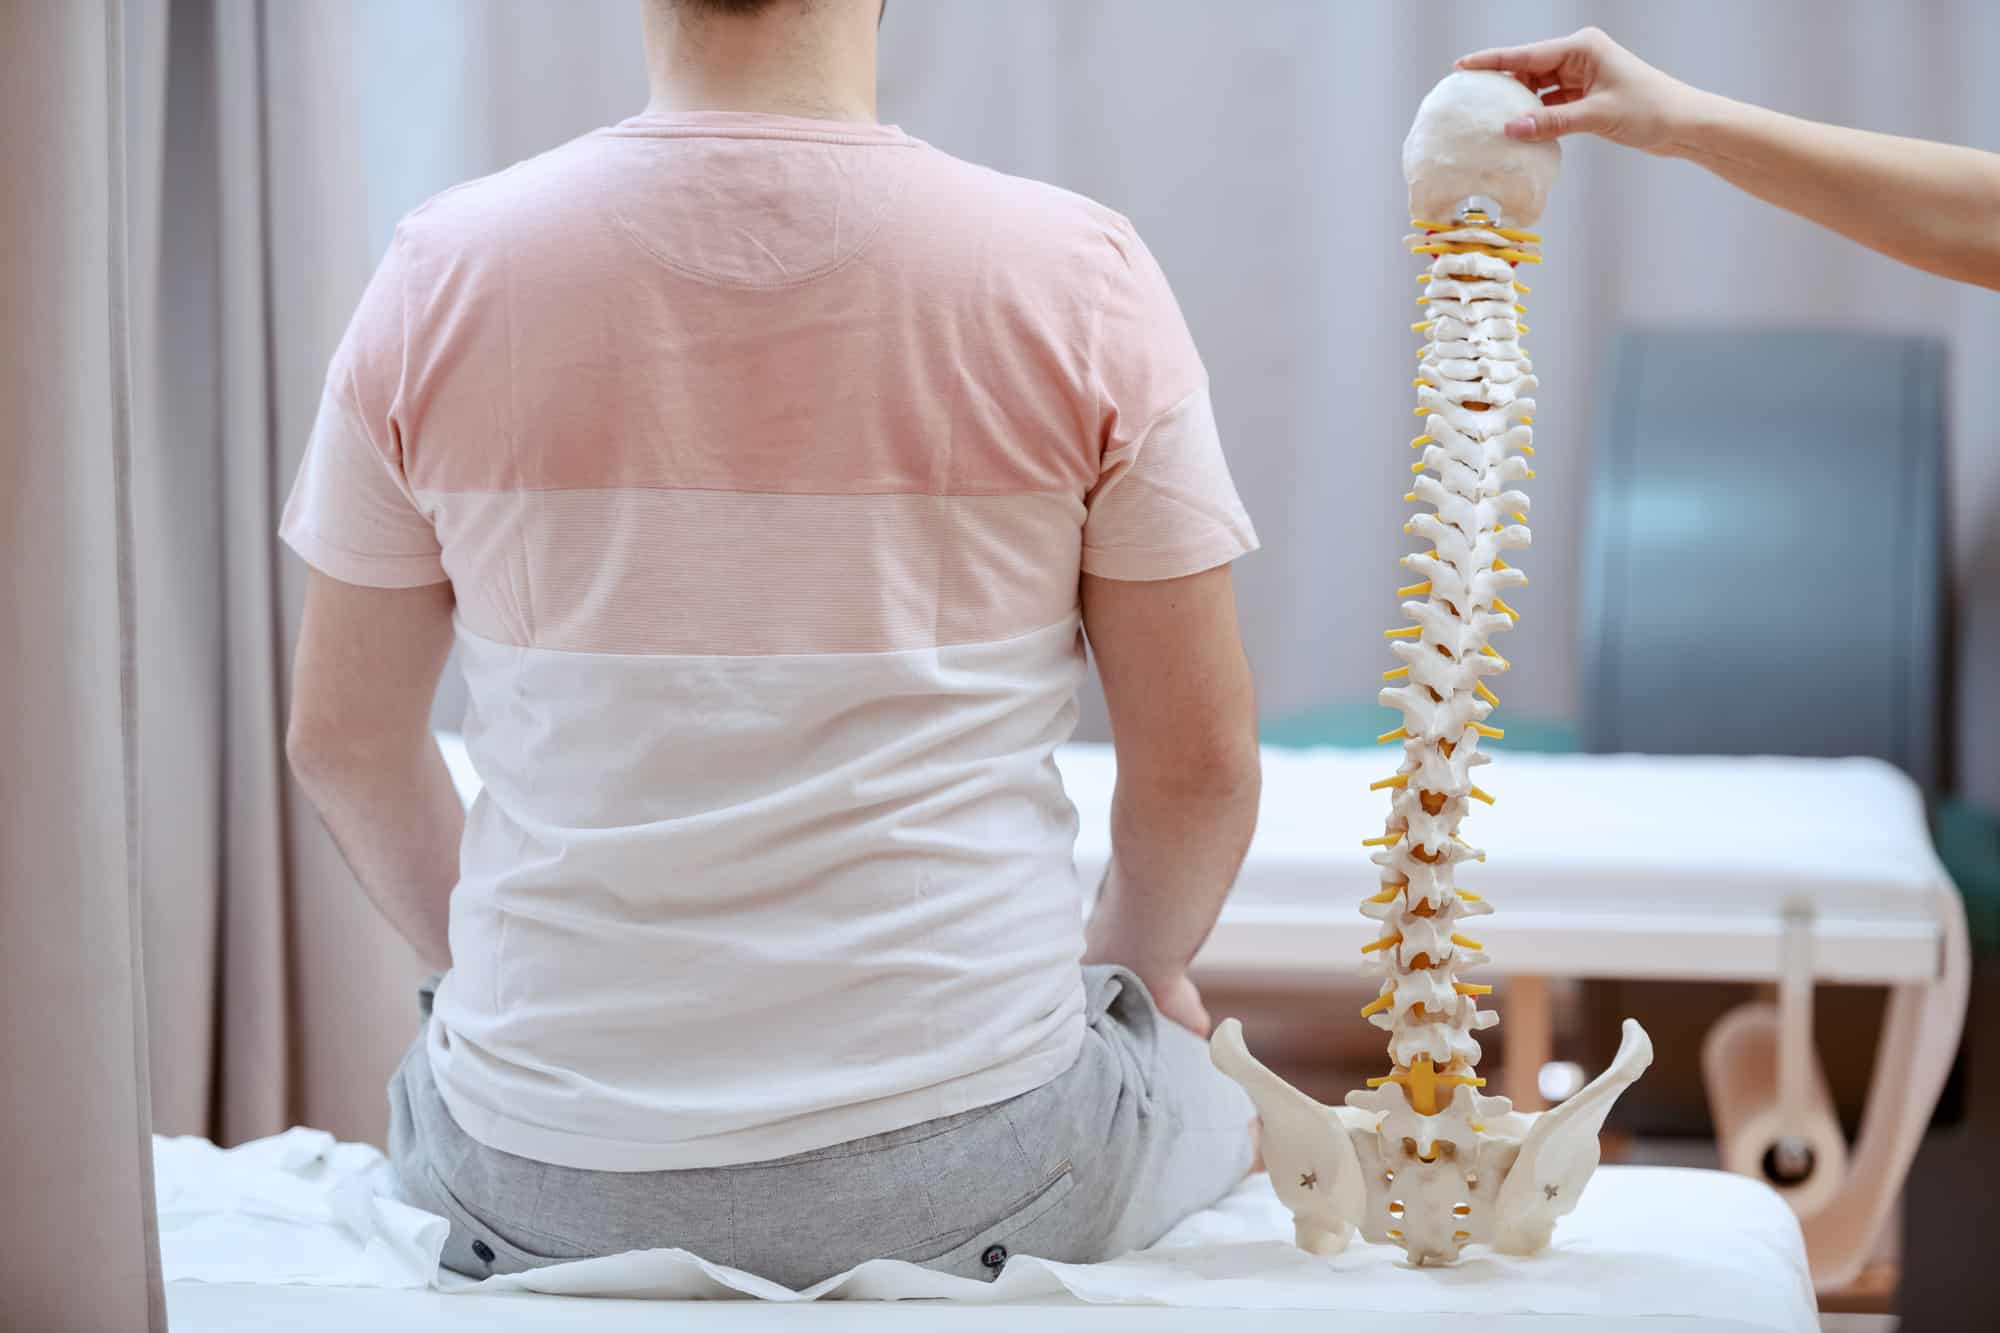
[281,111,1257,1171]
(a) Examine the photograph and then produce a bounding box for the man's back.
[282,111,1256,1170]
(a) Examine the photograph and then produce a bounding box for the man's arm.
[286,570,463,970]
[1080,565,1261,1036]
[1459,27,2000,290]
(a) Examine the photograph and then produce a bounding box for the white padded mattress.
[437,735,1949,985]
[1061,746,1950,985]
[158,1128,1816,1332]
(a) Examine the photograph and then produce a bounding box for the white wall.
[348,0,2000,801]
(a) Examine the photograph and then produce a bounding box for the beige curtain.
[0,1,165,1327]
[133,0,428,1150]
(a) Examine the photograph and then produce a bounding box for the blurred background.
[351,0,2000,781]
[47,0,1997,1324]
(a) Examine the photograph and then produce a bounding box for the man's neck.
[643,1,879,124]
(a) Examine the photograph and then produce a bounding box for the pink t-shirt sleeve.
[278,233,447,589]
[1081,219,1258,582]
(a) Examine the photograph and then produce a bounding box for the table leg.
[1505,974,1552,1112]
[1800,887,1969,1290]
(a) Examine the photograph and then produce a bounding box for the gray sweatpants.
[388,965,1255,1289]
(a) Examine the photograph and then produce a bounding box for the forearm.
[1083,762,1260,986]
[291,734,465,971]
[1672,90,2000,289]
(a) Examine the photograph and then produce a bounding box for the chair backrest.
[1577,329,1948,791]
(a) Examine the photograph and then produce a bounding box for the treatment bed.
[1057,742,1968,1297]
[159,1121,1821,1331]
[433,732,1966,1298]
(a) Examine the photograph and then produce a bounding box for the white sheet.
[156,1130,1817,1331]
[155,1130,445,1289]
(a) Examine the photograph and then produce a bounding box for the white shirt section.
[428,615,1092,1170]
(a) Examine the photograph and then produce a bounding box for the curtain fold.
[264,0,436,1147]
[135,0,423,1149]
[0,0,164,1326]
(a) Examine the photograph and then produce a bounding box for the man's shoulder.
[386,131,624,266]
[383,130,1148,295]
[909,145,1141,273]
[916,145,1136,246]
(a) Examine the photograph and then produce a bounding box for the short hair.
[674,0,790,14]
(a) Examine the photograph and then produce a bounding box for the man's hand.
[1456,27,1700,155]
[1146,970,1214,1038]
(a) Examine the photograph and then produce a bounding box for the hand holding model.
[1457,27,2000,290]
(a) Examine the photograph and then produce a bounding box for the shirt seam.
[1081,531,1259,582]
[451,607,1083,663]
[281,520,442,568]
[404,483,1088,501]
[1110,377,1215,472]
[319,380,430,516]
[1091,221,1212,464]
[1081,528,1252,559]
[1084,224,1121,469]
[279,532,449,590]
[596,125,921,149]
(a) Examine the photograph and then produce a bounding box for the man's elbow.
[1199,727,1262,798]
[1215,737,1263,819]
[1124,725,1263,805]
[285,717,344,794]
[285,711,402,793]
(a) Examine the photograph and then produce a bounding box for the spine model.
[1208,71,1649,1271]
[1338,209,1540,1260]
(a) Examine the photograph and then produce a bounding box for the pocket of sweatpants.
[421,1164,590,1277]
[888,1158,1075,1277]
[1086,965,1162,1106]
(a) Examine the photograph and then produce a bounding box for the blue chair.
[1576,329,1948,789]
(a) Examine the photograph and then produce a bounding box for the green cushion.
[1936,797,2000,957]
[1261,698,1578,753]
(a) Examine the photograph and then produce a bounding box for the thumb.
[1506,97,1611,142]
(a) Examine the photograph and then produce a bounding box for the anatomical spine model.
[1211,71,1651,1267]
